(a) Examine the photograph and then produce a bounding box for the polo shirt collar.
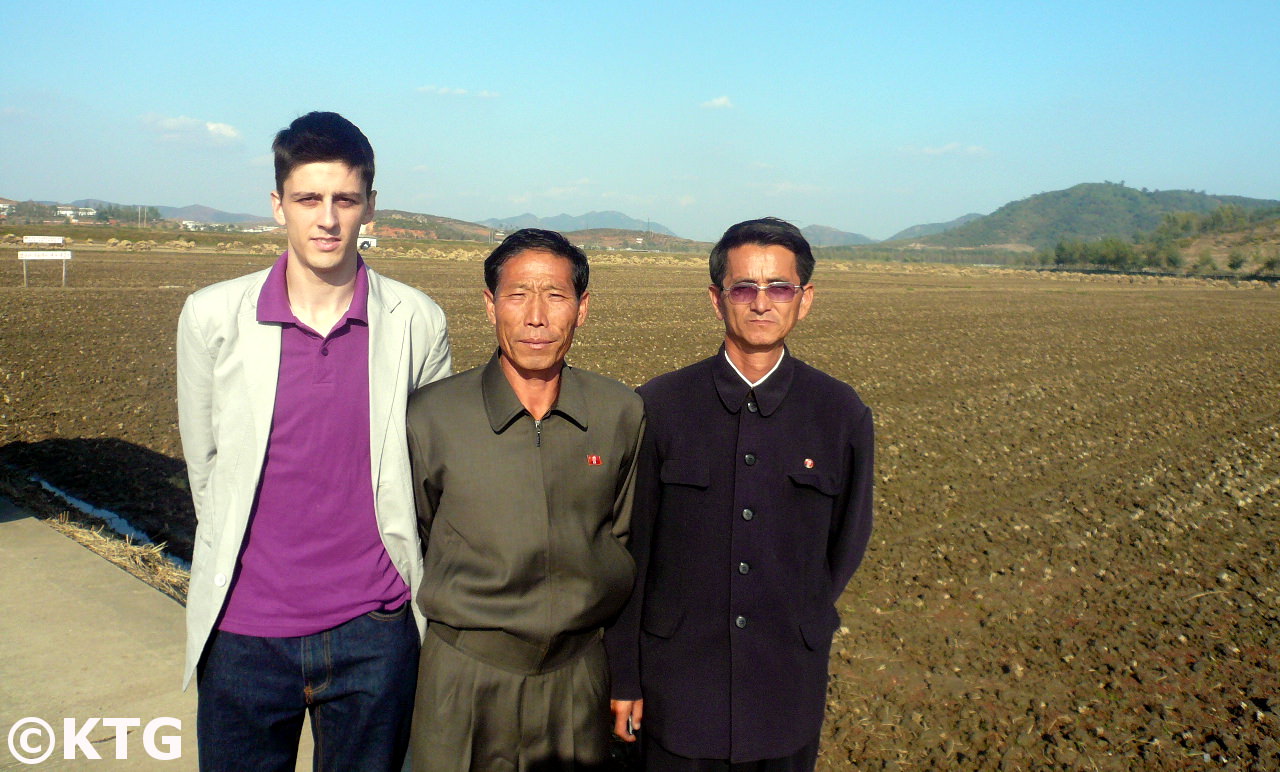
[712,345,794,417]
[256,251,370,327]
[482,350,589,433]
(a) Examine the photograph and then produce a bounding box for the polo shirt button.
[747,401,758,413]
[214,573,227,587]
[735,615,747,629]
[321,347,329,356]
[738,562,750,575]
[744,453,756,466]
[742,508,754,521]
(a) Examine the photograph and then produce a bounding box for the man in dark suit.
[606,217,875,771]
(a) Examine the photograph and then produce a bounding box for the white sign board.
[17,250,72,287]
[23,235,65,245]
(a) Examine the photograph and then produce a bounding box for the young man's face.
[709,242,813,355]
[485,249,589,381]
[270,161,375,276]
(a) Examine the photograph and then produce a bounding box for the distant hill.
[560,228,708,253]
[886,213,984,242]
[482,211,677,237]
[919,183,1280,250]
[73,199,269,224]
[372,210,491,242]
[800,224,876,247]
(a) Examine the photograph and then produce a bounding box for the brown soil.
[1,250,1277,769]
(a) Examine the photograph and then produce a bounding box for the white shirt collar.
[724,348,785,389]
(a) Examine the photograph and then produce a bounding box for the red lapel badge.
[587,455,603,466]
[803,458,815,468]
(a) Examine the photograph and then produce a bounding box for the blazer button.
[742,508,754,521]
[214,573,227,587]
[735,615,747,629]
[744,453,756,466]
[738,562,750,575]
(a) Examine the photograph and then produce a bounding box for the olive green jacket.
[406,353,645,646]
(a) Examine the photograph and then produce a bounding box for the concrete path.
[0,499,313,770]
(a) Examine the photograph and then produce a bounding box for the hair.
[708,217,815,287]
[484,228,590,298]
[272,111,375,194]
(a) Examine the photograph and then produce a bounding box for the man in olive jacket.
[407,229,644,771]
[606,218,874,771]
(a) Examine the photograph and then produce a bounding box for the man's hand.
[610,699,643,742]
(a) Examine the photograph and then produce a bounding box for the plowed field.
[1,250,1277,770]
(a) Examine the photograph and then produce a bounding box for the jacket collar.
[482,350,588,433]
[712,345,794,417]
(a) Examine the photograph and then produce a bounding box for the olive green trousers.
[410,623,611,772]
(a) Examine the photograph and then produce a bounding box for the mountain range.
[481,211,677,236]
[72,199,269,224]
[885,213,985,242]
[17,183,1274,253]
[800,224,876,247]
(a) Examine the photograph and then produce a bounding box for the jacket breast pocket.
[660,459,709,489]
[787,470,842,497]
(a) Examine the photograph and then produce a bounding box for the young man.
[176,111,451,771]
[606,218,875,771]
[405,228,645,771]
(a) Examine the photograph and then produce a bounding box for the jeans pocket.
[365,602,410,622]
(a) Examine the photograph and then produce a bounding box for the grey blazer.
[176,265,451,689]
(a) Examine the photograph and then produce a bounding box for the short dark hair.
[484,229,590,298]
[272,111,375,194]
[708,217,815,287]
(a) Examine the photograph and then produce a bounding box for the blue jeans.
[197,603,419,772]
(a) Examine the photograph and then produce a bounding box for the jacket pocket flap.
[641,605,686,639]
[787,470,842,496]
[798,605,841,650]
[660,459,710,488]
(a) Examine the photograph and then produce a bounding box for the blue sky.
[2,1,1276,241]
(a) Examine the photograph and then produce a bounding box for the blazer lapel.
[238,287,281,462]
[367,271,407,483]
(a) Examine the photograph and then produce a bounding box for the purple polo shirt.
[218,253,410,637]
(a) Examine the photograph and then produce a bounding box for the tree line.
[1035,205,1280,275]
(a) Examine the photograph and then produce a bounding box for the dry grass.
[46,513,189,602]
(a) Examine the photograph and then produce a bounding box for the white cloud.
[412,164,432,173]
[142,114,242,146]
[677,194,696,207]
[418,85,500,98]
[906,142,990,157]
[510,179,594,202]
[700,96,733,109]
[749,181,821,196]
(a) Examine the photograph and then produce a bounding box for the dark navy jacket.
[605,348,874,763]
